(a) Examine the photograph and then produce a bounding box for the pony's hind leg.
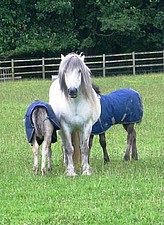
[123,124,137,161]
[41,139,51,176]
[41,119,54,176]
[99,133,110,163]
[48,147,52,171]
[42,139,54,175]
[131,128,138,160]
[32,136,39,175]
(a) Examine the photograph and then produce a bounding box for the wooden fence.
[0,50,163,81]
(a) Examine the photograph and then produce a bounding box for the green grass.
[0,74,163,225]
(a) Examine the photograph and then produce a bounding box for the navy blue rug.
[92,88,143,135]
[24,101,60,144]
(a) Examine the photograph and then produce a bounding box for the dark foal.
[90,85,143,163]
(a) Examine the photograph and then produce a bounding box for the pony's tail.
[71,131,81,166]
[32,108,44,138]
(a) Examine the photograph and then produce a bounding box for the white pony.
[49,53,101,176]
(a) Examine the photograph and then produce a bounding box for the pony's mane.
[92,84,101,95]
[58,53,93,100]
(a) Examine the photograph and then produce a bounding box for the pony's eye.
[78,69,81,74]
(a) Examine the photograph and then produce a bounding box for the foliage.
[94,0,164,53]
[0,0,163,57]
[0,73,163,224]
[0,0,79,58]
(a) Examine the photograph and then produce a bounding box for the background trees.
[0,0,163,58]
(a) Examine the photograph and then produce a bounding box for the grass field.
[0,73,163,224]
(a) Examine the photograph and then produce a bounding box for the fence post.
[42,57,45,79]
[11,59,14,80]
[163,50,164,72]
[132,52,135,75]
[103,54,106,77]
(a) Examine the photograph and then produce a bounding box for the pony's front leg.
[60,130,77,177]
[62,146,68,165]
[99,133,110,164]
[80,128,92,175]
[65,145,77,176]
[81,143,91,175]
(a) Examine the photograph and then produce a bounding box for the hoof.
[33,166,38,175]
[41,168,46,176]
[124,154,130,161]
[82,168,91,176]
[48,166,53,172]
[104,158,110,164]
[66,170,77,177]
[132,155,138,160]
[132,152,138,160]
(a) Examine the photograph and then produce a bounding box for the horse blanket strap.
[92,88,143,135]
[24,101,60,144]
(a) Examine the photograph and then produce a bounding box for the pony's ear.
[80,54,85,62]
[61,54,65,60]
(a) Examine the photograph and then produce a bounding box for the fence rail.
[0,50,163,80]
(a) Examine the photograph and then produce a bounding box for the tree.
[73,0,163,54]
[94,0,163,53]
[0,0,163,58]
[0,0,79,58]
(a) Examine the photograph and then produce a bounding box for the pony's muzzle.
[68,87,78,98]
